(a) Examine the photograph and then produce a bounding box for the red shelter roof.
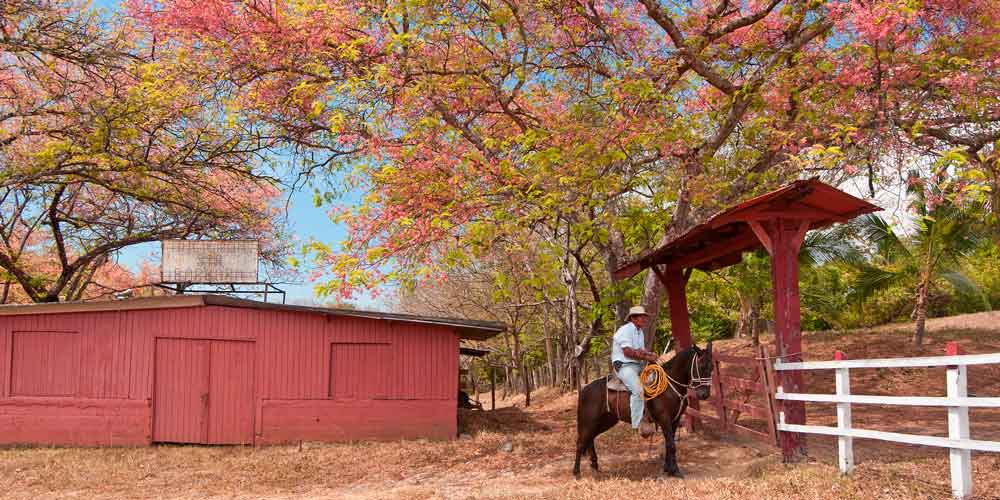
[613,179,880,279]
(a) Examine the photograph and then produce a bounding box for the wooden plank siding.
[0,304,462,446]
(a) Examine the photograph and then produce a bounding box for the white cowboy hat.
[628,305,648,317]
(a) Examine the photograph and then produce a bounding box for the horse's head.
[690,341,713,400]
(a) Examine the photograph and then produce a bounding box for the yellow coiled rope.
[641,363,670,400]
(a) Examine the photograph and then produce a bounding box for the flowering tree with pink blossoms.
[1,0,291,303]
[133,0,999,343]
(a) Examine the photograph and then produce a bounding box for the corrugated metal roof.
[614,179,881,279]
[459,347,490,357]
[0,295,505,340]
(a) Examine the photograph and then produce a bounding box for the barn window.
[10,331,80,397]
[329,343,390,400]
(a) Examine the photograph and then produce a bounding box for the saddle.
[605,371,629,392]
[606,371,658,438]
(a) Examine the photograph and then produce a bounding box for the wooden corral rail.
[774,342,1000,499]
[686,345,779,445]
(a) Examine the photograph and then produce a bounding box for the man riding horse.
[611,305,668,436]
[575,305,713,478]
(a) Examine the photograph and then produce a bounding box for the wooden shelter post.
[653,266,698,430]
[653,267,693,350]
[750,218,809,460]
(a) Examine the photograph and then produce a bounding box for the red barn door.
[207,340,255,444]
[153,339,210,443]
[153,339,255,444]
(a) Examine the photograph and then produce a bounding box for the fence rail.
[777,418,1000,453]
[774,343,1000,499]
[774,352,1000,370]
[776,392,1000,408]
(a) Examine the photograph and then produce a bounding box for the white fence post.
[834,351,853,474]
[946,342,972,499]
[774,349,1000,496]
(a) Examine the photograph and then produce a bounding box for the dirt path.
[3,317,1000,499]
[1,388,997,499]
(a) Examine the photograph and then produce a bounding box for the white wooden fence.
[773,343,1000,499]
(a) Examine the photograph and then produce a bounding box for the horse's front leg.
[662,422,683,478]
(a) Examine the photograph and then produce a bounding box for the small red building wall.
[0,305,459,446]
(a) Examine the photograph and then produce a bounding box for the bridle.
[688,350,713,392]
[660,349,713,426]
[664,349,713,400]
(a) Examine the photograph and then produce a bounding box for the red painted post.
[764,218,809,461]
[946,341,962,356]
[663,269,693,350]
[656,267,697,430]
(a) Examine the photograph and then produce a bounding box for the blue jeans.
[615,361,644,428]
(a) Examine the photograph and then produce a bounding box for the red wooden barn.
[0,295,504,446]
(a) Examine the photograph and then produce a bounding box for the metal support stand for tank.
[154,282,286,303]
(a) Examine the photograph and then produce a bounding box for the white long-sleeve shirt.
[611,321,645,364]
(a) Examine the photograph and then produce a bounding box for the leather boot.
[639,415,657,438]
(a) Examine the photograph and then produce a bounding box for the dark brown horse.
[573,342,714,478]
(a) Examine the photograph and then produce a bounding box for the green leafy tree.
[852,184,983,345]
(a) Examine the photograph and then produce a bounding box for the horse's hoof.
[663,469,685,479]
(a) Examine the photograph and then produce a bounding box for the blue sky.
[115,184,373,307]
[93,0,376,307]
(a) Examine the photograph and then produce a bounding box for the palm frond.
[940,271,982,296]
[855,214,911,261]
[800,225,865,267]
[915,205,985,270]
[850,264,905,303]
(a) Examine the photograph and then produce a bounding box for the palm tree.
[851,198,982,345]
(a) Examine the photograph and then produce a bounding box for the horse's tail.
[576,378,587,415]
[576,377,603,425]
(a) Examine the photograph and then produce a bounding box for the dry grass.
[2,313,1000,499]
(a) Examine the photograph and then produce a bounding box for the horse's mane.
[662,345,697,371]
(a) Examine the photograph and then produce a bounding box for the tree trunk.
[737,292,751,338]
[471,366,479,402]
[555,336,564,388]
[913,278,930,345]
[522,364,531,407]
[1,280,10,304]
[512,322,530,406]
[974,154,1000,235]
[751,310,763,347]
[503,365,511,399]
[600,215,631,327]
[641,167,698,350]
[564,263,583,390]
[543,305,556,389]
[733,283,763,345]
[640,268,668,350]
